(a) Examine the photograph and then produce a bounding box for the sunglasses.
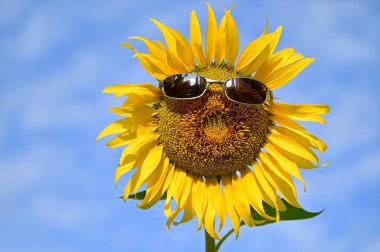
[162,73,269,105]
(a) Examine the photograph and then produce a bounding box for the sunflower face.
[99,4,328,239]
[158,72,269,176]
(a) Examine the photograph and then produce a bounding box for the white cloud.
[256,0,380,63]
[4,3,71,60]
[31,195,106,228]
[365,239,380,252]
[0,0,29,26]
[0,48,104,134]
[305,146,380,208]
[0,141,82,203]
[236,214,379,252]
[299,1,379,63]
[277,222,346,252]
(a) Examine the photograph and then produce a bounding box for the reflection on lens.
[225,78,268,104]
[163,74,207,98]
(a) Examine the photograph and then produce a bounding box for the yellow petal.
[271,48,295,68]
[106,133,137,148]
[270,101,329,124]
[121,43,170,80]
[240,168,275,220]
[142,162,174,210]
[166,170,192,228]
[265,143,306,191]
[271,114,327,153]
[262,17,268,35]
[261,152,298,195]
[205,3,217,65]
[268,133,319,164]
[166,49,188,73]
[174,196,194,225]
[259,153,300,207]
[254,48,298,82]
[134,145,164,191]
[239,44,271,76]
[109,106,151,118]
[204,199,220,239]
[177,172,193,208]
[114,159,137,186]
[164,169,183,217]
[190,10,205,68]
[114,131,159,184]
[150,19,193,71]
[268,25,282,54]
[260,152,297,194]
[103,83,161,97]
[225,10,239,67]
[235,25,281,72]
[97,118,129,141]
[252,162,281,220]
[221,175,240,238]
[128,36,167,62]
[119,132,159,165]
[270,48,296,72]
[154,40,166,50]
[133,53,176,80]
[205,176,226,232]
[276,195,287,211]
[122,97,159,107]
[273,145,324,169]
[131,54,166,80]
[121,42,137,53]
[165,168,188,220]
[214,13,227,65]
[231,173,255,227]
[150,19,177,53]
[106,123,156,148]
[192,175,208,231]
[138,156,170,209]
[272,126,327,153]
[162,163,175,192]
[167,27,195,70]
[109,105,157,118]
[235,34,272,71]
[122,168,141,201]
[105,119,156,148]
[287,52,304,63]
[265,58,314,89]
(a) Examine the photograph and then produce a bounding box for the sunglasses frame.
[161,73,270,106]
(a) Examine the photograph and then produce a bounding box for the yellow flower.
[99,4,328,239]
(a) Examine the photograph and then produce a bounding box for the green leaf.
[252,199,323,227]
[118,191,167,200]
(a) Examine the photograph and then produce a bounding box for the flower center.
[157,66,269,176]
[203,113,230,143]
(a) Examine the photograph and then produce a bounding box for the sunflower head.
[99,3,328,239]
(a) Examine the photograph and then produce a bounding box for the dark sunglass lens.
[225,78,268,104]
[162,74,207,99]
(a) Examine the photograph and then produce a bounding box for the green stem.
[205,229,215,252]
[215,228,233,251]
[215,222,245,251]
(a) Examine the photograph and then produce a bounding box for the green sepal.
[119,191,167,200]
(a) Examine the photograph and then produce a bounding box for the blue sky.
[1,0,379,251]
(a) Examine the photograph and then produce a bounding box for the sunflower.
[99,4,328,239]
